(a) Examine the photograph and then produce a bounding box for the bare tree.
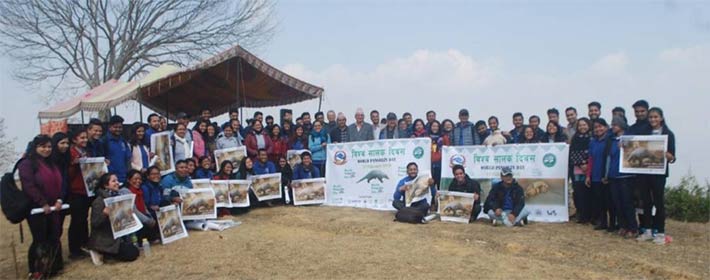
[0,118,18,174]
[0,0,275,99]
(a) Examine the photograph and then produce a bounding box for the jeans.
[639,175,667,233]
[487,207,530,227]
[610,177,638,231]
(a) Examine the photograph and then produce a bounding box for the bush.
[665,174,710,223]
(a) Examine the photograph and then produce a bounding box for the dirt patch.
[1,206,708,279]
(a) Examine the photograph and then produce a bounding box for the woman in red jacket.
[268,124,288,163]
[67,129,92,259]
[244,120,273,159]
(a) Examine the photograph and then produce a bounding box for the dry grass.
[1,206,709,279]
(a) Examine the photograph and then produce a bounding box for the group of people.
[15,99,675,279]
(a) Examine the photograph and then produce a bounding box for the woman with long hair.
[205,124,219,159]
[441,119,455,140]
[269,124,288,163]
[129,122,151,172]
[569,118,592,224]
[192,120,210,159]
[541,121,568,143]
[308,121,331,176]
[235,157,255,180]
[636,107,676,245]
[519,126,540,144]
[125,169,159,242]
[244,120,273,159]
[288,125,309,150]
[50,132,70,202]
[66,129,93,259]
[19,135,65,278]
[172,123,193,162]
[213,160,236,180]
[411,119,428,138]
[428,120,450,189]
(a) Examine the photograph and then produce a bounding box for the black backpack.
[394,207,425,224]
[1,159,31,224]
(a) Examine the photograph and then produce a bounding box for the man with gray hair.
[329,112,350,144]
[326,110,337,133]
[348,108,374,142]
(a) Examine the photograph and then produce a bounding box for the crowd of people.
[14,99,675,278]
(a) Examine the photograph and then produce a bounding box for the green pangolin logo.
[543,153,556,167]
[413,147,424,159]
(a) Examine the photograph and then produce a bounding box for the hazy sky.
[1,1,708,184]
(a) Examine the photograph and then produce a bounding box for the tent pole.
[80,110,85,125]
[317,95,323,112]
[139,103,144,123]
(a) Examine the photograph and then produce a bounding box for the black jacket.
[484,180,525,216]
[447,175,481,204]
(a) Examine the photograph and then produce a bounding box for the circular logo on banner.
[333,150,348,165]
[449,154,466,168]
[413,147,424,159]
[543,153,556,168]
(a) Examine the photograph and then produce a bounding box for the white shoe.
[636,230,653,242]
[653,233,666,245]
[492,219,499,226]
[89,250,104,266]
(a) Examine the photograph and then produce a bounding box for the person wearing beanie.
[379,112,400,139]
[104,115,132,183]
[607,116,638,239]
[484,167,529,227]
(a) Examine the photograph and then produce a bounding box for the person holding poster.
[429,120,450,188]
[125,170,160,243]
[172,123,193,162]
[637,107,676,244]
[88,173,155,265]
[66,129,94,259]
[392,162,436,215]
[292,152,321,180]
[160,160,193,205]
[214,161,237,180]
[484,167,529,227]
[142,166,164,219]
[444,165,482,221]
[606,117,638,239]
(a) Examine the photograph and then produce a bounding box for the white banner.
[104,194,143,239]
[620,135,668,175]
[325,138,431,210]
[441,143,569,222]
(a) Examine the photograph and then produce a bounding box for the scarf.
[174,134,191,157]
[310,128,329,143]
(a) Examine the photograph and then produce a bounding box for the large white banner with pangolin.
[325,138,431,210]
[441,143,569,222]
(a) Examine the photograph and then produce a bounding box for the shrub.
[665,174,709,223]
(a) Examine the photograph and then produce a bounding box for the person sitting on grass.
[392,162,436,216]
[444,164,482,222]
[160,159,193,205]
[87,173,155,266]
[484,167,529,227]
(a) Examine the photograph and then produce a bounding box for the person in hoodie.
[429,120,450,188]
[410,119,428,138]
[379,112,401,139]
[605,117,638,239]
[87,173,154,265]
[636,107,676,245]
[453,109,479,146]
[141,166,164,220]
[216,124,242,150]
[569,118,592,224]
[445,165,482,221]
[193,156,214,179]
[308,120,331,176]
[484,167,529,227]
[585,118,617,232]
[392,162,437,215]
[244,120,273,159]
[104,115,132,183]
[541,121,568,143]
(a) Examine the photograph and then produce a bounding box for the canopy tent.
[37,64,181,119]
[137,45,324,121]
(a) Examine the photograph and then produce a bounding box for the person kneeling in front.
[446,165,483,222]
[392,162,436,216]
[484,167,529,227]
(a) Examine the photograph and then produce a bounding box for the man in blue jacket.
[160,160,193,204]
[104,115,132,183]
[292,152,320,180]
[607,117,638,239]
[254,149,277,175]
[392,162,436,215]
[485,167,529,227]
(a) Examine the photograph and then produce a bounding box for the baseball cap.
[176,112,190,119]
[500,167,513,177]
[386,112,397,121]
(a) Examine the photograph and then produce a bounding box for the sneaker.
[492,219,499,227]
[653,233,666,245]
[89,250,104,266]
[636,230,653,242]
[515,220,525,227]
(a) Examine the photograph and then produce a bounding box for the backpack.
[1,159,31,224]
[394,207,425,224]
